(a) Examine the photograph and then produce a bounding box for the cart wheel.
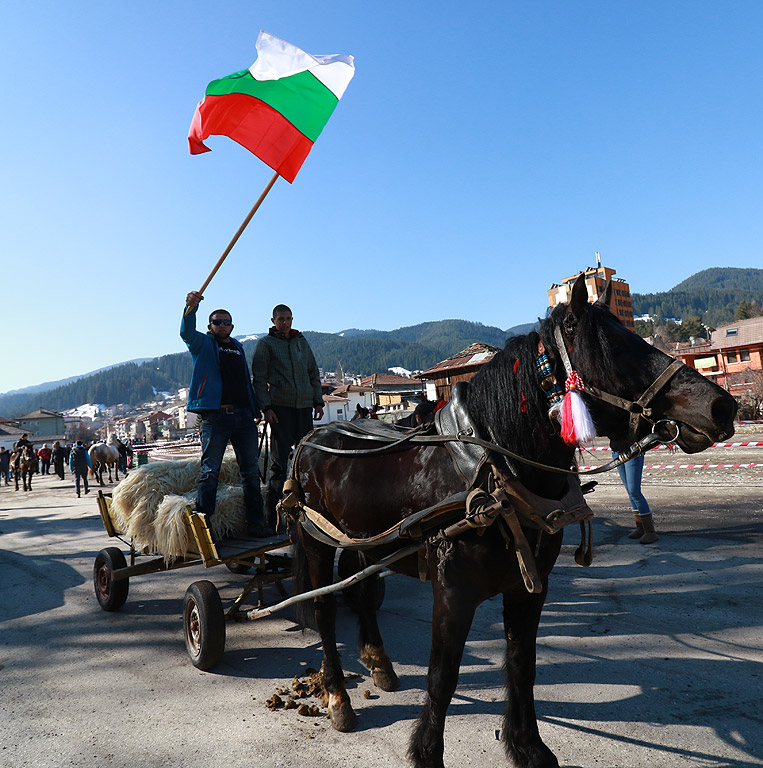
[225,561,252,575]
[337,550,385,613]
[94,547,129,612]
[183,581,225,670]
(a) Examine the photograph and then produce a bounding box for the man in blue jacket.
[181,291,271,539]
[69,440,91,497]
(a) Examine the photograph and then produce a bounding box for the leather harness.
[280,341,686,594]
[281,384,595,594]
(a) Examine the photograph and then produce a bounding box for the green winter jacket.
[252,329,323,411]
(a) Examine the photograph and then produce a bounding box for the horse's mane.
[466,301,620,466]
[466,329,556,461]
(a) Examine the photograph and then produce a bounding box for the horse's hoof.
[372,667,400,692]
[506,741,559,768]
[327,692,357,732]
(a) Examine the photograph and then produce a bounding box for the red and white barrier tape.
[579,462,763,471]
[133,439,201,453]
[586,441,763,451]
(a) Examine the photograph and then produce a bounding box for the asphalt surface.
[1,438,761,768]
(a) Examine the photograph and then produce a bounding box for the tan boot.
[639,514,659,544]
[628,511,644,539]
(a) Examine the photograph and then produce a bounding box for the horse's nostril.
[711,394,738,439]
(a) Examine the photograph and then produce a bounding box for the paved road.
[0,455,761,768]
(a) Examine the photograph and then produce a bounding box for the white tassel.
[569,389,596,447]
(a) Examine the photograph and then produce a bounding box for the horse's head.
[546,275,737,453]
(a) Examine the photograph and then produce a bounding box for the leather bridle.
[552,326,686,442]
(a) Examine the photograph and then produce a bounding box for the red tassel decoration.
[560,371,596,447]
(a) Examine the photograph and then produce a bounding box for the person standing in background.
[0,447,10,485]
[610,437,658,544]
[37,444,52,475]
[51,441,66,480]
[69,440,91,498]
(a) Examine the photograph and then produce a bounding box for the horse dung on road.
[287,275,737,768]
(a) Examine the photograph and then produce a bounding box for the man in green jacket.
[252,304,324,527]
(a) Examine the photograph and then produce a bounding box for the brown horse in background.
[12,445,38,491]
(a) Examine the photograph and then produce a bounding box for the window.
[740,349,750,362]
[727,351,738,363]
[726,328,738,337]
[336,410,344,420]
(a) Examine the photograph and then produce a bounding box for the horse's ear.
[569,274,589,318]
[595,280,613,310]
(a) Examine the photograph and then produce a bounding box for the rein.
[301,421,675,476]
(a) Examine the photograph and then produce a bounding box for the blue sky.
[2,1,762,394]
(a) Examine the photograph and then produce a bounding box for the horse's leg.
[502,584,558,768]
[302,536,357,732]
[409,571,478,768]
[356,566,399,692]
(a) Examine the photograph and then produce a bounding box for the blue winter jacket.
[180,306,259,414]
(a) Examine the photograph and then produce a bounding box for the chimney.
[595,251,602,268]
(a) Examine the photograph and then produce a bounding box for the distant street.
[1,440,761,768]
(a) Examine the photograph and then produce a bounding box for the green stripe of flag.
[205,69,338,142]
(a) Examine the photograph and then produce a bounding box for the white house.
[314,394,352,425]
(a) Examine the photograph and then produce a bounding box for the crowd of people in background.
[1,434,135,497]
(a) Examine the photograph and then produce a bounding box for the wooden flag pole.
[185,170,280,315]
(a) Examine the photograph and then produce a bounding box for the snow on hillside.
[64,404,105,419]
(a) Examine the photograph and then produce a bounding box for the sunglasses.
[210,319,232,326]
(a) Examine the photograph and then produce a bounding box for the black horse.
[289,276,737,768]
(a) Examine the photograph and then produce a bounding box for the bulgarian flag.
[188,31,355,183]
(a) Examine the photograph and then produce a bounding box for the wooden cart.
[93,491,293,670]
[93,491,391,671]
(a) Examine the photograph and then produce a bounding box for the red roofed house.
[668,317,763,417]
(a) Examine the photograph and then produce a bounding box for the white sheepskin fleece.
[111,455,246,559]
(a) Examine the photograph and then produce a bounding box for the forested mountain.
[0,320,510,417]
[309,320,510,374]
[672,267,763,292]
[4,267,760,419]
[632,267,763,327]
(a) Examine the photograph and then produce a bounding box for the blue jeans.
[614,453,652,517]
[198,409,264,525]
